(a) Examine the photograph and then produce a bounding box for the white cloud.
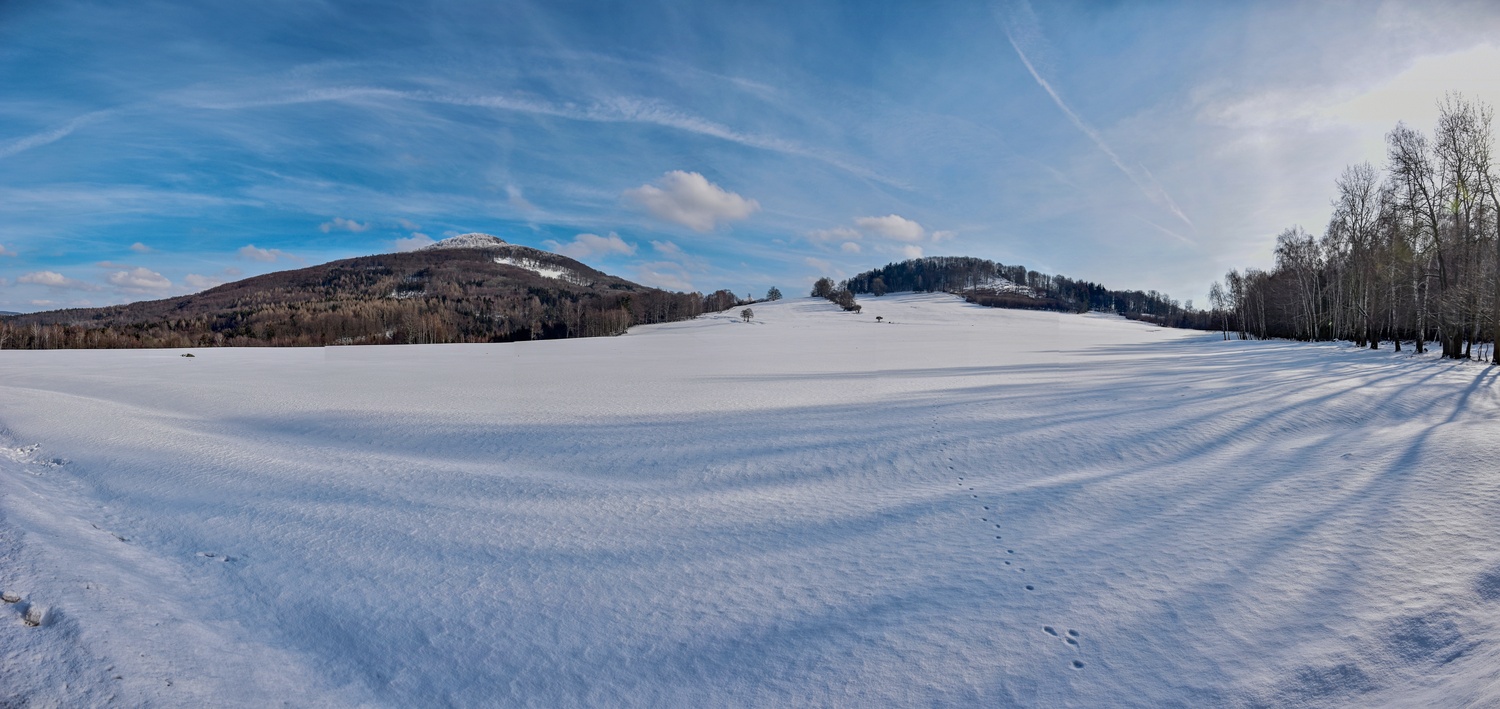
[544,232,636,260]
[808,226,861,243]
[624,171,759,232]
[19,271,95,290]
[238,244,292,262]
[319,217,370,233]
[901,244,924,260]
[811,215,947,250]
[0,244,15,257]
[633,261,695,291]
[129,242,153,254]
[395,218,421,231]
[931,230,956,243]
[804,256,832,272]
[855,214,926,242]
[106,267,172,292]
[394,232,436,251]
[19,271,70,286]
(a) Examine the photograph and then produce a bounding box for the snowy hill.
[2,293,1499,706]
[1,240,701,347]
[418,232,509,250]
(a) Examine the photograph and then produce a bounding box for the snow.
[2,292,1500,707]
[967,275,1034,297]
[418,232,508,250]
[492,256,586,284]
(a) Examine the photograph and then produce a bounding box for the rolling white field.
[3,292,1500,707]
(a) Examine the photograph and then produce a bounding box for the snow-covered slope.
[2,293,1499,707]
[492,255,590,286]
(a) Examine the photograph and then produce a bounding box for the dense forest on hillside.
[1209,94,1500,360]
[0,246,733,349]
[843,256,1208,328]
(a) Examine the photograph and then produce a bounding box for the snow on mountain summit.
[421,233,508,250]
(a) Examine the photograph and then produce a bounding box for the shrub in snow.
[1,591,19,603]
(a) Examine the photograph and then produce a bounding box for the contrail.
[0,110,112,160]
[1002,22,1195,236]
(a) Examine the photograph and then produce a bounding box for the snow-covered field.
[3,292,1500,707]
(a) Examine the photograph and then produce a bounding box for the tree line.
[1210,94,1500,361]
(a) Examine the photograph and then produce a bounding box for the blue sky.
[3,0,1500,312]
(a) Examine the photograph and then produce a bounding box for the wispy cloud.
[1134,215,1195,247]
[238,244,294,262]
[999,5,1195,236]
[319,217,370,233]
[0,110,112,160]
[632,261,695,291]
[184,85,899,186]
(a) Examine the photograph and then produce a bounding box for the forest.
[1210,94,1500,360]
[843,256,1209,328]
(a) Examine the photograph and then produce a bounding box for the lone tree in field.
[811,277,835,298]
[740,308,754,323]
[766,286,783,301]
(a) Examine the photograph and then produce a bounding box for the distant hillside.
[0,234,732,349]
[844,256,1210,328]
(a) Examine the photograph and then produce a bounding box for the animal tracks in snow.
[948,415,1087,672]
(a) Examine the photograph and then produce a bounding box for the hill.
[843,256,1210,328]
[0,234,720,348]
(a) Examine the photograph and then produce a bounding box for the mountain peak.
[421,233,508,250]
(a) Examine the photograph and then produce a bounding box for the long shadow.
[11,334,1500,706]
